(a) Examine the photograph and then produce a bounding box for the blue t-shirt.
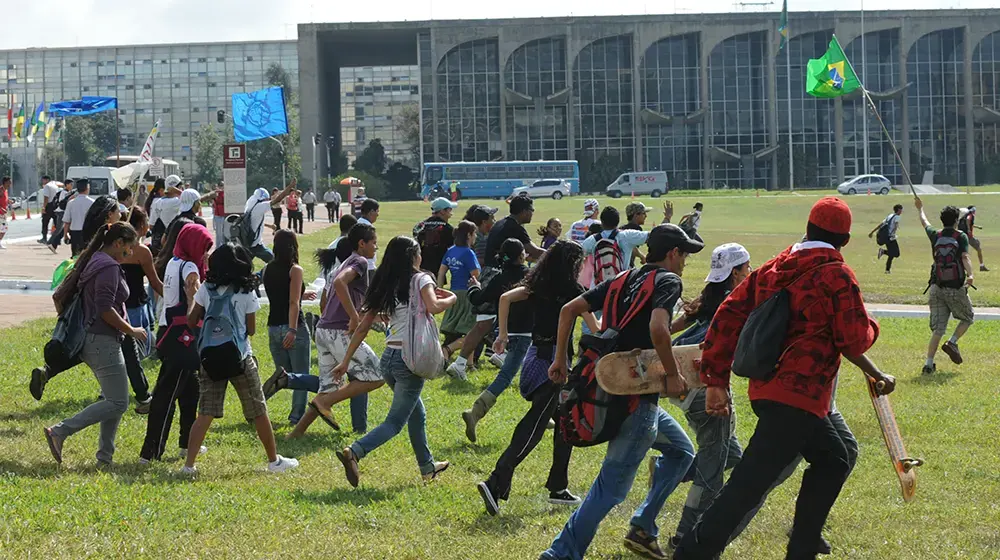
[443,245,480,291]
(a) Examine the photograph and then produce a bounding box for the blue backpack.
[198,285,248,381]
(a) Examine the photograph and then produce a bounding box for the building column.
[566,24,576,162]
[297,28,321,185]
[498,29,509,160]
[701,35,712,190]
[964,25,976,186]
[431,28,440,162]
[835,97,845,183]
[632,30,644,172]
[899,27,911,181]
[767,29,779,190]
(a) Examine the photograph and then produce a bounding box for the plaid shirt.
[700,243,879,418]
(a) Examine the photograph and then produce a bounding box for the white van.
[65,166,117,197]
[605,171,669,198]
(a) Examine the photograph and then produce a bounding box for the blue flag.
[231,86,288,142]
[48,96,118,116]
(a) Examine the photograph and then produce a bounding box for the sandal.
[309,401,340,431]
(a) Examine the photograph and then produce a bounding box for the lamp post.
[267,136,286,188]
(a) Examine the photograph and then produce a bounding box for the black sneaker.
[623,525,668,560]
[817,535,832,555]
[921,363,936,376]
[941,341,963,365]
[877,248,885,260]
[547,489,581,506]
[30,367,48,401]
[477,481,500,516]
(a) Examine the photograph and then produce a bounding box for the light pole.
[325,135,334,193]
[312,133,321,194]
[267,136,286,188]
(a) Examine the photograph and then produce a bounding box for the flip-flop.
[309,401,340,431]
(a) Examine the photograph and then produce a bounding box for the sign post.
[222,144,247,215]
[149,157,164,178]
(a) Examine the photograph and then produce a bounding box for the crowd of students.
[33,182,994,559]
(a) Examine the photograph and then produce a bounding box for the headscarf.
[173,223,214,281]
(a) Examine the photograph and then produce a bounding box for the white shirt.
[356,218,376,270]
[689,210,702,231]
[886,213,901,241]
[570,217,598,243]
[42,182,60,205]
[159,259,200,326]
[194,283,261,357]
[790,240,836,253]
[244,194,272,247]
[324,190,336,203]
[153,196,182,227]
[386,273,434,345]
[302,192,316,204]
[63,194,94,231]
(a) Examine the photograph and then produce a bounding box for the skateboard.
[594,345,703,396]
[866,376,923,502]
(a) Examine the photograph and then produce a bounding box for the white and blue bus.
[421,160,580,199]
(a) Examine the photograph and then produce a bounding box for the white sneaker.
[179,465,197,475]
[179,446,208,459]
[138,457,151,465]
[268,455,300,473]
[489,352,507,368]
[446,361,468,381]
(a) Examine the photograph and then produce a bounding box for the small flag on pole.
[13,102,25,140]
[778,0,788,50]
[805,36,861,98]
[5,96,11,141]
[28,102,45,144]
[44,116,56,142]
[138,119,160,162]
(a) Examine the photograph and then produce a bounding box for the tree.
[90,113,124,160]
[384,162,417,200]
[38,147,63,180]
[0,152,19,183]
[335,170,386,200]
[581,153,627,192]
[395,102,421,167]
[353,139,387,176]
[193,124,222,186]
[63,117,101,166]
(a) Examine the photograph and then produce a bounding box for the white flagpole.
[786,41,794,191]
[860,0,869,174]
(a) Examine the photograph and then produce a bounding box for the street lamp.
[268,136,286,189]
[312,133,321,193]
[325,135,335,193]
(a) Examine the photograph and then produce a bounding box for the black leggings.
[140,355,199,460]
[272,208,282,228]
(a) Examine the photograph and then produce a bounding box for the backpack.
[559,269,660,447]
[732,262,840,381]
[230,198,265,248]
[44,291,90,370]
[678,214,697,237]
[593,231,623,284]
[471,266,502,315]
[402,273,446,379]
[931,230,966,289]
[198,285,248,382]
[875,215,893,246]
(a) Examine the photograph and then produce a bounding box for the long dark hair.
[155,216,194,279]
[521,240,583,297]
[361,236,420,317]
[56,222,138,309]
[128,206,149,232]
[144,178,165,216]
[81,195,119,247]
[497,238,524,269]
[683,274,736,324]
[271,229,299,270]
[206,243,259,294]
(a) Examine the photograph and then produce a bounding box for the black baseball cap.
[472,205,498,224]
[647,223,704,255]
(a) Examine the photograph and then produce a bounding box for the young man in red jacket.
[673,197,896,560]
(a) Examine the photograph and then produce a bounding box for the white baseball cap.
[165,174,183,189]
[705,243,751,283]
[179,188,201,212]
[583,198,599,217]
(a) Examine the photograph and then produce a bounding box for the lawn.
[1,193,999,559]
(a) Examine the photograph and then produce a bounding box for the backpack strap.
[599,269,660,332]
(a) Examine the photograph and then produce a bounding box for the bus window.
[426,166,443,183]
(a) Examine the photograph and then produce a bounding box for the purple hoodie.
[78,251,130,339]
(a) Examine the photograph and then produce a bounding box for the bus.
[421,160,580,199]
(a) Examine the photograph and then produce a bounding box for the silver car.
[511,178,572,200]
[837,174,892,195]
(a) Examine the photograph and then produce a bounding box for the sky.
[1,0,991,50]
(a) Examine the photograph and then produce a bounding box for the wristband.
[287,327,297,333]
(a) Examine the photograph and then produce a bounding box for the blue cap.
[431,197,458,212]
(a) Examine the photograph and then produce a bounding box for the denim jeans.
[213,215,228,249]
[544,403,695,559]
[284,371,370,433]
[350,348,435,475]
[250,243,274,264]
[51,333,130,464]
[268,324,311,424]
[485,335,531,397]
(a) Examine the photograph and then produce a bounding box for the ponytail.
[54,222,138,310]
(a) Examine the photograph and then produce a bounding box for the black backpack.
[875,215,892,246]
[230,198,265,248]
[44,292,90,369]
[732,262,840,381]
[931,230,966,289]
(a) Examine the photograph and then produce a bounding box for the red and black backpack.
[559,269,659,447]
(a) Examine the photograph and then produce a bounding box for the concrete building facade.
[299,9,1000,190]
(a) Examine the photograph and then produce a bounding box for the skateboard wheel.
[901,458,924,472]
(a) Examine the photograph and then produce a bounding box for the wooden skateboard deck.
[866,376,923,502]
[595,345,703,396]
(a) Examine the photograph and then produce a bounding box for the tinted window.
[426,166,443,183]
[532,180,561,187]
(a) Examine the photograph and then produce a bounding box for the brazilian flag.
[806,36,861,98]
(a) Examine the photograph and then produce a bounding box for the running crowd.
[15,173,987,558]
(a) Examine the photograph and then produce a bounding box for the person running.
[141,223,213,463]
[46,179,74,254]
[916,199,976,375]
[622,202,654,266]
[333,236,456,487]
[243,181,295,264]
[302,188,317,222]
[81,196,123,248]
[673,197,896,560]
[677,202,704,243]
[581,206,652,283]
[483,193,545,268]
[0,176,9,250]
[39,175,60,244]
[324,187,341,222]
[438,221,480,358]
[180,242,300,474]
[537,218,562,250]
[44,222,145,466]
[263,230,316,425]
[540,224,700,560]
[414,197,458,275]
[287,223,382,438]
[959,205,988,272]
[477,240,598,516]
[460,239,529,439]
[62,180,95,256]
[118,208,162,415]
[869,204,903,274]
[470,204,498,267]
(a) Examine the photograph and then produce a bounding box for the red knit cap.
[808,197,852,235]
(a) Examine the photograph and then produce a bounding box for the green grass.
[2,195,1000,558]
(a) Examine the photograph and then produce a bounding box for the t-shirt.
[286,194,299,211]
[302,192,316,204]
[569,217,598,243]
[484,216,531,268]
[244,194,271,247]
[63,194,95,231]
[885,213,900,241]
[317,253,369,331]
[386,273,435,345]
[530,283,585,342]
[42,181,60,210]
[925,226,969,253]
[159,258,200,326]
[193,283,261,357]
[580,228,650,270]
[154,196,183,229]
[413,216,454,274]
[212,191,226,216]
[0,187,7,216]
[443,245,479,291]
[582,265,682,352]
[474,231,489,264]
[324,190,337,203]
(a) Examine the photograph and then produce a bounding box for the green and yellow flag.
[806,36,861,98]
[13,103,25,139]
[778,0,788,50]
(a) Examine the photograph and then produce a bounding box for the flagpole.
[786,42,794,191]
[860,1,869,175]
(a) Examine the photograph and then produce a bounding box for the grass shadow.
[436,440,502,457]
[907,371,960,386]
[279,432,348,458]
[290,485,408,507]
[439,377,480,395]
[462,512,528,536]
[0,397,99,422]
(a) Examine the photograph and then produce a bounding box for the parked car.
[605,171,669,198]
[511,178,572,200]
[837,174,892,195]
